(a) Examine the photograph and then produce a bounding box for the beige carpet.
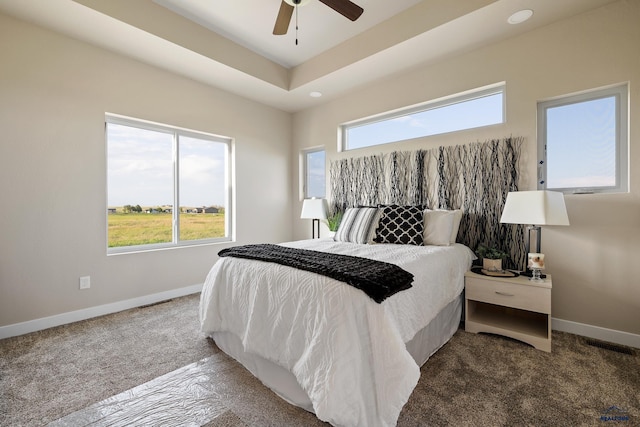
[1,294,638,426]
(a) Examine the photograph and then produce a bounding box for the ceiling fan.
[273,0,364,35]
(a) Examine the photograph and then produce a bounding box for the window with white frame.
[303,148,326,199]
[537,84,628,194]
[106,115,232,253]
[340,84,505,151]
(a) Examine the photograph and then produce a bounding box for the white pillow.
[423,209,463,246]
[449,209,463,244]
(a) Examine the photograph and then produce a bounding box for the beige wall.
[1,1,638,340]
[292,1,640,336]
[0,13,292,327]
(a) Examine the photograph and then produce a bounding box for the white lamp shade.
[301,198,328,219]
[500,190,569,226]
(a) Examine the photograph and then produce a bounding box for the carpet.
[1,294,638,426]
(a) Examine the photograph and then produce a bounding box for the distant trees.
[122,204,143,213]
[118,204,223,214]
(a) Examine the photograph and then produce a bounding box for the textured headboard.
[329,136,527,270]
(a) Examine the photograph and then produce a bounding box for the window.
[537,84,628,194]
[106,115,232,253]
[341,84,505,151]
[303,148,326,198]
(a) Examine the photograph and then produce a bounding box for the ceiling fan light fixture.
[284,0,311,7]
[507,9,533,25]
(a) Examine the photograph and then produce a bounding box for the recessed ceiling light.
[309,91,322,98]
[508,9,533,25]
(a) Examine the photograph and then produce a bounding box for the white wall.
[292,0,640,337]
[0,13,292,329]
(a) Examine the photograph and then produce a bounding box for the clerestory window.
[340,84,505,151]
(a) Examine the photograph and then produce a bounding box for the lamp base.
[529,268,545,282]
[520,268,546,279]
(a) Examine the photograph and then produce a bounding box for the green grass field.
[108,213,226,247]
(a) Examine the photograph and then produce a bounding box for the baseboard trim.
[552,317,640,349]
[0,284,203,340]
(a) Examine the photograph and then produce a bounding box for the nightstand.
[465,270,552,352]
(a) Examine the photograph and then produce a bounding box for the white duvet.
[200,239,474,427]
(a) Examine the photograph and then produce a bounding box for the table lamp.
[301,198,327,239]
[500,190,569,276]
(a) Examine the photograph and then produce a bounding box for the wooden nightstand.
[465,270,552,352]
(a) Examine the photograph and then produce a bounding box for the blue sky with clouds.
[546,96,616,189]
[346,93,503,149]
[107,123,227,208]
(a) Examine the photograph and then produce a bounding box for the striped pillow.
[333,207,380,244]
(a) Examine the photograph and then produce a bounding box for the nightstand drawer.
[466,277,551,314]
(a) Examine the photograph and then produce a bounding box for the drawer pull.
[495,291,515,297]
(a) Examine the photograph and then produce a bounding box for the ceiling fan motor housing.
[284,0,310,6]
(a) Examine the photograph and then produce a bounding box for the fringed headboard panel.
[330,136,527,270]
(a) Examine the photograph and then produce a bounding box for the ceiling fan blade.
[319,0,364,21]
[273,1,294,35]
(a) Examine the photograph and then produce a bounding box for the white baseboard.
[0,284,203,340]
[552,317,640,349]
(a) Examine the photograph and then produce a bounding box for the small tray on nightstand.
[471,266,519,278]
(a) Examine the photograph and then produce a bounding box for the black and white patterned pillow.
[374,205,424,245]
[334,207,380,244]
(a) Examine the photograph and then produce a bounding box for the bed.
[200,205,474,427]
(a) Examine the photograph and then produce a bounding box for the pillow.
[423,209,463,246]
[449,209,463,243]
[333,207,380,244]
[374,205,424,245]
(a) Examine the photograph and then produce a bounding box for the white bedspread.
[200,239,474,427]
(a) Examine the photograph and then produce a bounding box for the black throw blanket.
[218,244,414,303]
